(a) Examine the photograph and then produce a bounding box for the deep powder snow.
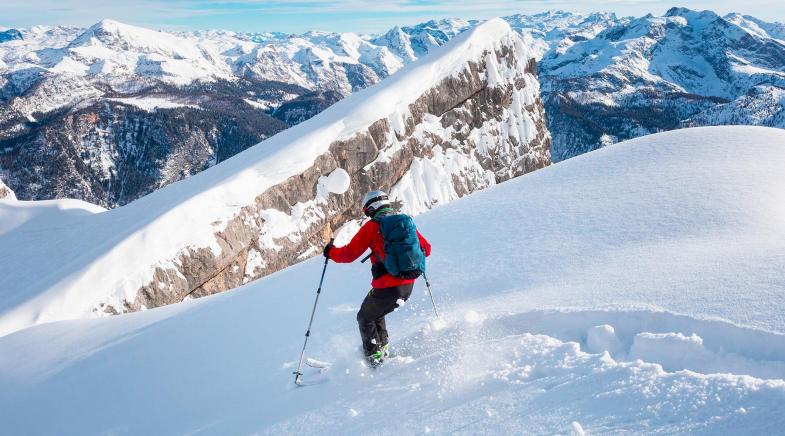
[0,127,784,434]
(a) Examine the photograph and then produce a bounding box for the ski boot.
[366,344,389,368]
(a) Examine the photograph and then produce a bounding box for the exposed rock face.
[0,178,15,200]
[123,25,550,313]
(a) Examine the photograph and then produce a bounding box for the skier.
[323,190,431,367]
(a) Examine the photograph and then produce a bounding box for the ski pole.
[422,272,440,319]
[293,240,332,386]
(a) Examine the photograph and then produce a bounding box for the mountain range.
[540,8,785,160]
[2,8,782,207]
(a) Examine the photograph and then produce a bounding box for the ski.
[305,358,332,369]
[294,376,330,387]
[293,358,332,387]
[294,357,332,387]
[294,375,329,387]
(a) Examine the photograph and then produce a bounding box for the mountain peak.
[665,7,719,20]
[0,28,23,43]
[665,7,695,17]
[70,18,155,47]
[94,18,122,30]
[59,18,232,85]
[83,18,153,38]
[371,24,415,61]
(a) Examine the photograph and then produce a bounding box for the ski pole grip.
[324,238,334,264]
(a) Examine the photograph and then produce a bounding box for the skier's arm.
[328,223,372,263]
[416,230,431,257]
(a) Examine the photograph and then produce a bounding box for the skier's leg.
[357,289,391,356]
[399,282,413,302]
[376,283,413,350]
[375,316,388,348]
[357,284,415,356]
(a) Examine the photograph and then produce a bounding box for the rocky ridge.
[0,19,550,334]
[127,21,550,312]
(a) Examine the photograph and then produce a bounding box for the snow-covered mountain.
[683,83,785,128]
[0,29,22,43]
[2,9,784,203]
[0,21,301,208]
[505,10,625,58]
[0,18,550,337]
[540,7,785,160]
[1,126,784,434]
[0,11,622,208]
[0,17,490,208]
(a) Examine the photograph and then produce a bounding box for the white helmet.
[362,190,391,217]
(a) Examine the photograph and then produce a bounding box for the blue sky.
[2,0,783,34]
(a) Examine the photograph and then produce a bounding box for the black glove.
[323,240,334,258]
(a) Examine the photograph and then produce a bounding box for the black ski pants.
[357,283,413,356]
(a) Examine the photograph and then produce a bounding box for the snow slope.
[1,126,784,434]
[0,198,106,236]
[0,18,542,336]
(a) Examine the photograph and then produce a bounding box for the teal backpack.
[377,214,426,279]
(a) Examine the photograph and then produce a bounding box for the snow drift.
[0,18,550,337]
[1,126,784,434]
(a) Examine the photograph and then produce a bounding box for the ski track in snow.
[275,317,785,435]
[1,127,785,434]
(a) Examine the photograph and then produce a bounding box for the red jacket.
[329,219,431,289]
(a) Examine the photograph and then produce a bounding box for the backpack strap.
[364,211,391,262]
[361,217,384,264]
